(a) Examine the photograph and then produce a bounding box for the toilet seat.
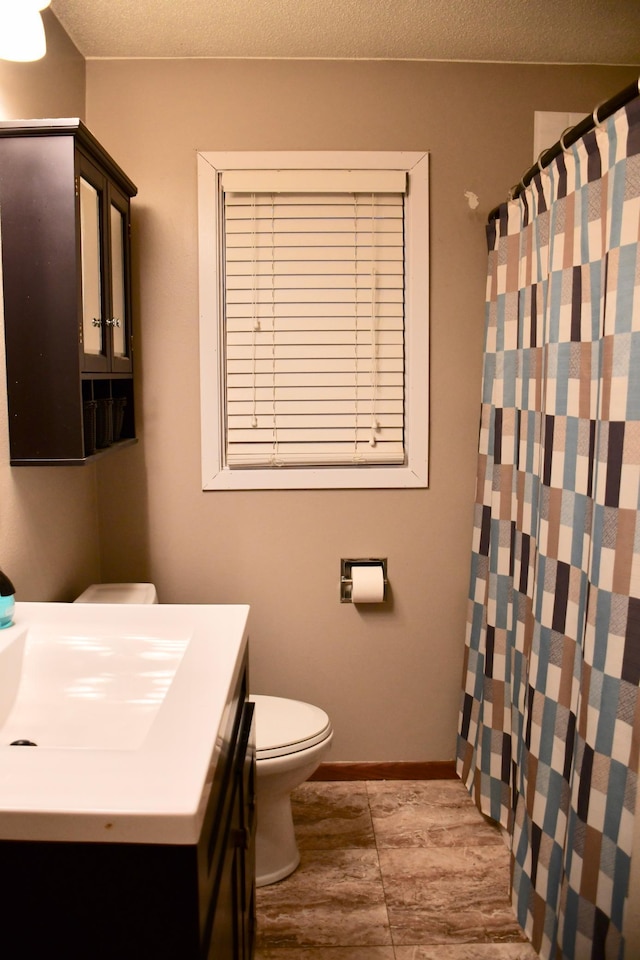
[250,695,332,760]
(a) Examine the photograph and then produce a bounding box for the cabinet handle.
[91,318,102,327]
[232,827,249,850]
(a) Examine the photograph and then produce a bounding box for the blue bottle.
[0,569,16,629]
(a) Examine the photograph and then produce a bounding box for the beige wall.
[0,11,83,121]
[84,61,640,950]
[85,59,639,760]
[0,12,101,602]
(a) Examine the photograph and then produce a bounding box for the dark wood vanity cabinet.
[208,693,257,960]
[0,119,137,464]
[0,657,257,959]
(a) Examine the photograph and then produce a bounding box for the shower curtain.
[457,93,640,960]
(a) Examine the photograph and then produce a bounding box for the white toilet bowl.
[250,694,333,887]
[73,584,334,887]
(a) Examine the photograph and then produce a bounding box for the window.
[197,151,429,490]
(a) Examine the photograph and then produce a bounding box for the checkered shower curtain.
[457,95,640,960]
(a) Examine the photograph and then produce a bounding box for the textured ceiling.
[49,0,640,64]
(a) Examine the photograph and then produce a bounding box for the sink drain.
[10,739,37,746]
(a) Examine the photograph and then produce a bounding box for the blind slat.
[226,232,404,250]
[226,274,404,291]
[227,345,404,361]
[228,385,403,401]
[226,358,404,374]
[226,451,405,466]
[228,399,404,414]
[227,316,404,333]
[226,303,404,319]
[227,427,404,443]
[227,289,404,305]
[227,330,404,346]
[225,246,404,263]
[225,260,404,277]
[226,371,404,387]
[226,218,404,234]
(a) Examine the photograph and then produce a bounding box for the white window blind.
[221,171,407,468]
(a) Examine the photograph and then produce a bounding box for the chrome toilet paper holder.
[340,558,387,603]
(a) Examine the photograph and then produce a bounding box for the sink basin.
[0,601,250,844]
[0,621,188,751]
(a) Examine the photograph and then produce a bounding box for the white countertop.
[0,602,250,845]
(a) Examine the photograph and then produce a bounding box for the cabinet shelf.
[0,119,138,465]
[10,439,138,468]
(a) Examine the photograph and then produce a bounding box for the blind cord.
[251,192,259,428]
[370,193,380,447]
[370,265,379,446]
[352,194,364,462]
[269,193,281,465]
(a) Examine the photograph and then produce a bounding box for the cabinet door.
[78,154,133,375]
[239,702,256,959]
[79,155,109,373]
[107,182,133,373]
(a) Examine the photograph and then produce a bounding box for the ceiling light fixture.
[0,1,51,63]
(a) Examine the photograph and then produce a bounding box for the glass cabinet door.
[110,202,126,358]
[108,192,132,373]
[80,176,107,367]
[78,155,132,374]
[108,189,132,372]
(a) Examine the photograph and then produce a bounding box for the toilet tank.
[74,583,159,604]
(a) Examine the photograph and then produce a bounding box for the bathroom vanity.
[0,603,255,959]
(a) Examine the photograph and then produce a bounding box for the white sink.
[0,601,250,845]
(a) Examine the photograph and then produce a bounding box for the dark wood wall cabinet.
[0,119,137,465]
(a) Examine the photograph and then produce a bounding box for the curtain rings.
[592,101,607,129]
[536,149,552,179]
[559,127,574,154]
[507,177,528,201]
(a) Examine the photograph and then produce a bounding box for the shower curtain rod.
[487,76,640,222]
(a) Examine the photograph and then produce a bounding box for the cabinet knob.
[106,318,121,328]
[91,318,102,327]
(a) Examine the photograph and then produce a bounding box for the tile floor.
[255,778,539,960]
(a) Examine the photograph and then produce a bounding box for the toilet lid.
[250,695,332,759]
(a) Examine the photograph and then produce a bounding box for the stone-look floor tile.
[256,848,391,948]
[367,779,505,849]
[378,845,527,946]
[393,944,539,959]
[292,782,376,850]
[255,948,396,959]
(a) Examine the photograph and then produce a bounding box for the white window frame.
[197,151,429,490]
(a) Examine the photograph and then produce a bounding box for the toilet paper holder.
[340,558,387,603]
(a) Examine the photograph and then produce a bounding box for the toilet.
[250,694,333,886]
[73,583,333,887]
[74,582,158,604]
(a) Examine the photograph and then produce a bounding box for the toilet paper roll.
[351,564,385,603]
